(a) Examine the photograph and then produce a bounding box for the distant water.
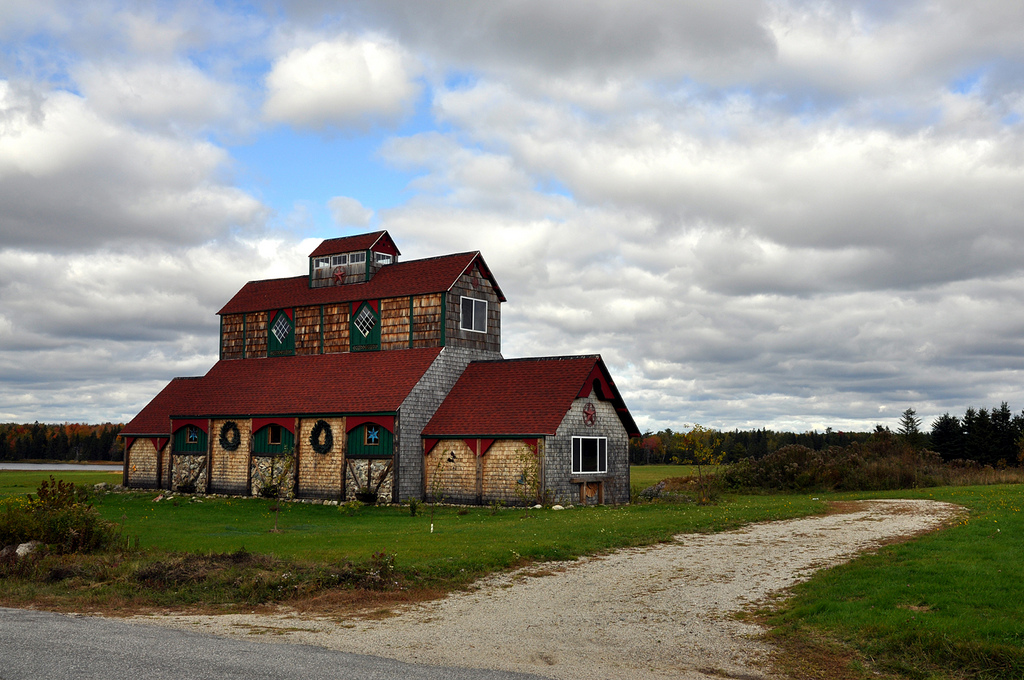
[0,463,122,472]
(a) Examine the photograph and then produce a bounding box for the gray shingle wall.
[396,346,502,500]
[545,398,631,505]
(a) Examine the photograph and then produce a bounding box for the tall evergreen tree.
[930,413,964,461]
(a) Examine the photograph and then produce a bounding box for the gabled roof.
[121,348,443,435]
[308,231,400,258]
[218,252,505,315]
[423,355,641,438]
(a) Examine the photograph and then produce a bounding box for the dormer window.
[374,253,393,265]
[349,251,366,264]
[313,257,330,269]
[331,254,347,266]
[461,296,487,333]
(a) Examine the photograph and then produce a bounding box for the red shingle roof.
[121,348,443,435]
[308,231,399,258]
[218,252,505,315]
[423,355,640,438]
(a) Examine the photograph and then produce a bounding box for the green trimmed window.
[347,424,393,457]
[350,302,380,351]
[268,309,295,356]
[253,424,295,455]
[173,424,207,453]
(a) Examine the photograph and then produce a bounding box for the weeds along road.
[0,607,549,680]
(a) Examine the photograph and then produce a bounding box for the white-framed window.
[313,256,331,269]
[331,254,347,267]
[374,252,393,264]
[460,296,487,333]
[354,305,377,337]
[349,251,366,264]
[572,436,607,474]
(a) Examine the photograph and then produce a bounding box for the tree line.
[0,423,124,462]
[632,401,1024,468]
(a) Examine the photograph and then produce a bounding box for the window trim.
[364,425,380,446]
[187,426,199,444]
[374,252,393,264]
[331,254,347,266]
[268,424,282,446]
[353,304,377,337]
[349,251,366,264]
[460,296,487,333]
[572,436,608,474]
[313,256,331,269]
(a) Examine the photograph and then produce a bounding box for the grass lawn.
[4,468,1023,679]
[630,463,711,489]
[767,484,1024,679]
[0,470,122,498]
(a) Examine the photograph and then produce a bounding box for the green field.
[769,485,1024,679]
[630,463,710,489]
[3,468,1023,678]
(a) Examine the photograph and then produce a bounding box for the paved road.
[0,608,550,680]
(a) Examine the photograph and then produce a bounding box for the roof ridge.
[471,354,601,364]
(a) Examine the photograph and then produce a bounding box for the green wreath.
[310,419,333,454]
[219,421,241,451]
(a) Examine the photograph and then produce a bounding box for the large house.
[121,231,640,505]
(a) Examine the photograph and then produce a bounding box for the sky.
[2,1,1024,434]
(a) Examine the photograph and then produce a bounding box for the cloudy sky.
[2,1,1024,434]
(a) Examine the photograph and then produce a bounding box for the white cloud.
[263,35,421,130]
[328,196,374,227]
[74,60,247,131]
[0,81,265,251]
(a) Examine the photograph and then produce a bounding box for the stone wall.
[171,454,208,494]
[547,398,630,505]
[344,459,393,502]
[397,346,501,501]
[251,455,296,498]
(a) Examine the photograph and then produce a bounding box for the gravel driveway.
[136,499,962,680]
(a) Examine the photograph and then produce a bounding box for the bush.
[0,476,119,554]
[722,432,949,492]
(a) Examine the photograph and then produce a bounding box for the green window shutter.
[268,309,295,356]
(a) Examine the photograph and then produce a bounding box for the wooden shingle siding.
[209,419,251,495]
[297,417,345,499]
[447,267,501,353]
[481,440,536,502]
[221,314,245,360]
[244,311,268,358]
[411,293,443,348]
[381,297,411,350]
[547,398,630,504]
[322,304,350,353]
[424,439,477,503]
[127,439,159,488]
[294,306,321,355]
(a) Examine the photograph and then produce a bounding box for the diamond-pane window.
[272,314,292,344]
[354,305,377,337]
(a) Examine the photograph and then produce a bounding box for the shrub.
[0,476,119,554]
[722,432,950,492]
